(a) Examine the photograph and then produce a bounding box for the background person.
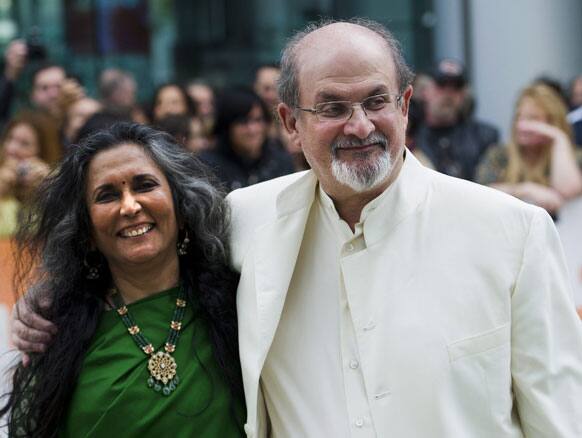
[61,96,103,146]
[150,82,194,124]
[29,63,67,118]
[0,40,28,128]
[98,68,147,124]
[186,79,215,133]
[2,123,244,436]
[199,86,294,191]
[253,63,281,111]
[416,58,499,180]
[476,83,582,216]
[0,110,60,237]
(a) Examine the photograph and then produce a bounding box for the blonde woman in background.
[0,111,61,237]
[476,84,582,215]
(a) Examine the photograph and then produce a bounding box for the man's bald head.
[278,18,414,109]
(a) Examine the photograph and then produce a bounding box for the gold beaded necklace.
[110,286,187,396]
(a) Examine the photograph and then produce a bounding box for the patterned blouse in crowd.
[475,144,582,186]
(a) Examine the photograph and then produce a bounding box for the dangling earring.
[84,254,101,280]
[177,230,190,256]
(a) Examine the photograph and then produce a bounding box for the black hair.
[1,123,242,436]
[213,86,270,148]
[73,109,133,144]
[154,113,192,147]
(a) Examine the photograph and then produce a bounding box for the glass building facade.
[0,0,435,103]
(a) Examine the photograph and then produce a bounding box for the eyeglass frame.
[296,93,403,122]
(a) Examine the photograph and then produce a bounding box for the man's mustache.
[331,132,389,153]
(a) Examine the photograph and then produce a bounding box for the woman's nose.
[120,192,142,216]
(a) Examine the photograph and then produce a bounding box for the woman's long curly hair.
[505,83,574,185]
[0,123,242,436]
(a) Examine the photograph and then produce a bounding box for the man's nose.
[343,105,375,139]
[120,192,142,216]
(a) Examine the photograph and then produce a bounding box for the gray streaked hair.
[277,17,415,109]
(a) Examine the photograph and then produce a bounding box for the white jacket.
[228,152,582,437]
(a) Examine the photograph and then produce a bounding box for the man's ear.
[400,85,413,118]
[277,103,302,150]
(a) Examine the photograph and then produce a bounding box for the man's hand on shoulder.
[11,294,57,367]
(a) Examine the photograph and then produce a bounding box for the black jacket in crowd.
[416,118,499,181]
[200,140,295,192]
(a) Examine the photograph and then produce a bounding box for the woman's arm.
[518,120,582,199]
[549,129,582,198]
[490,181,564,214]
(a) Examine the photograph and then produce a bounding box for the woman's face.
[86,143,179,271]
[514,97,549,147]
[229,104,266,158]
[3,123,40,161]
[154,86,188,121]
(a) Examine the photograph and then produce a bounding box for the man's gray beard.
[330,133,393,192]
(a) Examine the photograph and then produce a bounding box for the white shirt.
[261,184,391,437]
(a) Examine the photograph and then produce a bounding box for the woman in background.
[0,110,60,237]
[151,82,195,124]
[476,83,582,215]
[200,86,294,191]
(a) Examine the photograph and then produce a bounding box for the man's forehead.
[295,24,397,94]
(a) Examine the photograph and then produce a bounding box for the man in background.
[416,59,499,180]
[29,63,66,117]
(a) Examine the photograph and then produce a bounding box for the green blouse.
[61,287,245,437]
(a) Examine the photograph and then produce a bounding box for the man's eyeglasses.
[297,93,402,122]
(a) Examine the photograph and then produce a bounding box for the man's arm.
[11,293,57,366]
[511,208,582,436]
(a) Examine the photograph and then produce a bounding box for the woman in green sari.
[1,123,245,436]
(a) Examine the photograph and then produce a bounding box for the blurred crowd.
[1,39,582,237]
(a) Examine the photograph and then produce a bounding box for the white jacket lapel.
[253,171,317,365]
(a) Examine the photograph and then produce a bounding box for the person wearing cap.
[415,58,499,181]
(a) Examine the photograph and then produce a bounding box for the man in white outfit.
[228,18,582,437]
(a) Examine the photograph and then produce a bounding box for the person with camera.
[0,111,60,237]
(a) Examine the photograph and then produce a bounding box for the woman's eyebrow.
[91,183,115,200]
[132,174,160,183]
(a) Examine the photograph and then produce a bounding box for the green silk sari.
[61,287,245,437]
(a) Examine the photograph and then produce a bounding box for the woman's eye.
[95,192,117,203]
[136,180,159,191]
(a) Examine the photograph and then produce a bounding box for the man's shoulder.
[226,170,312,271]
[428,167,541,223]
[227,170,309,212]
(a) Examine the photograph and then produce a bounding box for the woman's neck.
[109,256,180,304]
